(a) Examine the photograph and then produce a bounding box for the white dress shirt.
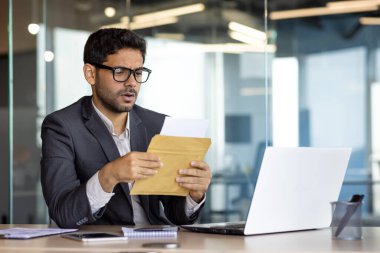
[86,102,205,225]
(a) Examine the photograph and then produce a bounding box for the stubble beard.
[96,86,138,113]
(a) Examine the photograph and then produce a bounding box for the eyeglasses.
[89,62,152,83]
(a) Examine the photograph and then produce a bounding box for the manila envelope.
[130,135,211,196]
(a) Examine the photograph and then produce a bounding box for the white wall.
[54,28,92,110]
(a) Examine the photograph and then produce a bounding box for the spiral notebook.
[122,226,178,238]
[0,227,78,239]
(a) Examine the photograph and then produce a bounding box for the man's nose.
[123,74,138,87]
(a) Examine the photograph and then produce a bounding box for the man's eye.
[135,69,143,76]
[114,68,125,75]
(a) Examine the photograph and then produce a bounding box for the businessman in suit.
[40,28,212,228]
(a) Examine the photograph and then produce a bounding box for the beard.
[95,85,138,113]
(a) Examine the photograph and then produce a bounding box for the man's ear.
[83,63,96,85]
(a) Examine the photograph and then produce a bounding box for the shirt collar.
[92,99,130,138]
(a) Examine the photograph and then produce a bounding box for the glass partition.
[5,0,380,225]
[269,2,380,224]
[6,0,270,224]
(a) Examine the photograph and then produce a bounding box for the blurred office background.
[1,0,380,225]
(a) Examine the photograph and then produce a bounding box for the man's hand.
[175,161,212,203]
[98,151,163,192]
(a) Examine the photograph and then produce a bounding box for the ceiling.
[70,0,270,43]
[2,0,380,54]
[68,0,380,42]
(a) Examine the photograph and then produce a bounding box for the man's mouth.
[120,90,136,102]
[123,92,135,97]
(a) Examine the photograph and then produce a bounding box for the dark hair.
[83,28,146,64]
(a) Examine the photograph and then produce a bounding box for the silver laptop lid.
[244,147,351,235]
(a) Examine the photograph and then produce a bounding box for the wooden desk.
[1,224,380,252]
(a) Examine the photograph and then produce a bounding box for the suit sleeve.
[40,114,95,228]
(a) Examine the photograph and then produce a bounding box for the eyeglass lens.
[113,67,150,83]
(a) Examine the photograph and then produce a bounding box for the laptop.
[182,147,351,235]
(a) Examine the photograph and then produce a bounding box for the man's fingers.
[178,168,211,178]
[129,151,161,162]
[138,160,163,170]
[177,182,208,191]
[138,167,159,176]
[114,152,163,182]
[176,175,210,185]
[175,161,212,194]
[189,161,209,170]
[175,161,212,203]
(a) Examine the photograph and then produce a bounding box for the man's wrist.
[98,163,118,193]
[86,172,115,213]
[189,192,205,203]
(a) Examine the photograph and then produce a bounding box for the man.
[40,28,212,228]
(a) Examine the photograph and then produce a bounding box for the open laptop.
[182,147,351,235]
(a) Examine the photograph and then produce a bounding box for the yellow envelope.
[130,135,211,196]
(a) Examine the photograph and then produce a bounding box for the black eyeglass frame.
[88,62,152,83]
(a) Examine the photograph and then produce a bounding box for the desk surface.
[1,224,380,253]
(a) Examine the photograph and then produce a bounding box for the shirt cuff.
[185,194,206,218]
[86,171,115,213]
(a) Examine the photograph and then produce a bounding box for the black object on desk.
[142,242,180,249]
[334,194,365,237]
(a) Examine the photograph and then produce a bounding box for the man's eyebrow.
[114,65,144,69]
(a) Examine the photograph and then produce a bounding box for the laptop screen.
[182,147,351,236]
[244,147,351,235]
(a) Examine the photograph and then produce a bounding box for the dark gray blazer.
[41,96,201,228]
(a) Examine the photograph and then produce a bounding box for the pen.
[334,194,364,237]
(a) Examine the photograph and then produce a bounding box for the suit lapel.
[129,109,148,152]
[129,109,153,222]
[82,98,153,223]
[82,97,133,208]
[82,98,120,162]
